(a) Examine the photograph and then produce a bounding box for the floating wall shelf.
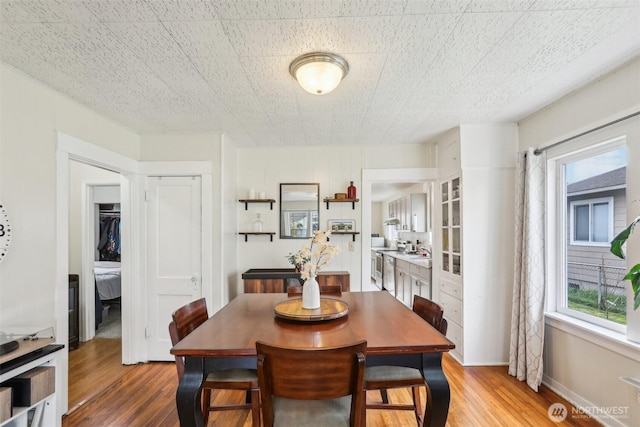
[239,199,276,210]
[323,198,359,210]
[238,232,276,242]
[327,231,360,242]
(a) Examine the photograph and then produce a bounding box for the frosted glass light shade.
[289,53,349,95]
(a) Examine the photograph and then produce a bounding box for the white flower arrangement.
[296,230,341,280]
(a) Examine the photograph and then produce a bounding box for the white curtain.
[509,147,546,392]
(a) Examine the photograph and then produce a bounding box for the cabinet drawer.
[445,320,463,357]
[439,280,462,299]
[409,264,431,280]
[439,292,462,325]
[396,259,410,270]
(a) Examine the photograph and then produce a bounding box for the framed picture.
[328,219,356,232]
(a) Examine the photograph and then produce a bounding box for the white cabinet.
[433,124,517,366]
[388,197,411,231]
[0,343,63,427]
[399,197,408,230]
[410,193,427,232]
[394,258,431,308]
[410,263,431,301]
[394,259,412,307]
[440,176,461,277]
[438,174,464,361]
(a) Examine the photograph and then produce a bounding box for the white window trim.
[547,136,627,336]
[568,196,614,247]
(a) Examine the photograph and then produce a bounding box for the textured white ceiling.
[1,0,639,147]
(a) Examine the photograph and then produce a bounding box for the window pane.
[574,205,589,241]
[592,203,609,242]
[562,146,627,327]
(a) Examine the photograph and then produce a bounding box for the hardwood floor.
[65,338,601,426]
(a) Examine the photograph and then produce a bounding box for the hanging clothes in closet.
[98,213,121,261]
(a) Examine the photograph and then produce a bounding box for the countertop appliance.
[371,236,385,248]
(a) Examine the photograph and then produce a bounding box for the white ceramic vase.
[302,275,320,309]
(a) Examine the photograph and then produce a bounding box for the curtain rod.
[533,111,640,155]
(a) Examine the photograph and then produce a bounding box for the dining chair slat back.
[412,295,447,335]
[171,298,209,339]
[256,340,367,427]
[364,295,447,427]
[171,298,261,427]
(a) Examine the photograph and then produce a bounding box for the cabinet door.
[410,193,427,232]
[244,278,285,293]
[440,176,462,278]
[402,272,412,307]
[416,276,431,300]
[402,197,409,230]
[394,267,403,300]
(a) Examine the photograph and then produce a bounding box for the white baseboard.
[543,375,627,427]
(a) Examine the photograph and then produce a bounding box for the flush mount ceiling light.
[289,52,349,95]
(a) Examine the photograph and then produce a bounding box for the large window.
[552,142,627,331]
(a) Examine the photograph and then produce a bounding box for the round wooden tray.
[274,297,349,322]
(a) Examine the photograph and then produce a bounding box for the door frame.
[56,132,138,416]
[139,163,213,361]
[361,168,438,291]
[56,133,213,411]
[81,183,121,343]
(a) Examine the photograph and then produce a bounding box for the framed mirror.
[280,183,320,239]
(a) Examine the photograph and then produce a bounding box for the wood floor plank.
[65,340,601,426]
[67,338,131,413]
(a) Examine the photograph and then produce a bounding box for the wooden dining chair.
[256,340,367,427]
[364,295,447,427]
[287,284,342,297]
[170,298,261,427]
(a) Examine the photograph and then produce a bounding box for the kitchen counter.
[374,249,432,269]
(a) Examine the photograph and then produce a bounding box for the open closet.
[93,195,121,338]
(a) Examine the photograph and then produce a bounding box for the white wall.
[460,123,518,365]
[0,63,140,421]
[235,144,434,292]
[68,162,120,275]
[0,64,140,331]
[221,135,239,303]
[519,56,640,426]
[139,132,220,161]
[139,132,226,312]
[371,202,383,237]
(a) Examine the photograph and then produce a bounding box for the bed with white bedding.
[94,261,121,300]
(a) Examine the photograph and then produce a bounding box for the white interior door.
[146,176,202,360]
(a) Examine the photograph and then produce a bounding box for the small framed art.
[328,219,356,232]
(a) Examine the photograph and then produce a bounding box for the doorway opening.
[361,168,438,291]
[67,160,124,412]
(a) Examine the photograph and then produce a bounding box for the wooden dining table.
[170,291,455,427]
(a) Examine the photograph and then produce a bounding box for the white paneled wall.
[235,144,434,292]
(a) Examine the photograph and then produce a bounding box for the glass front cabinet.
[440,176,461,277]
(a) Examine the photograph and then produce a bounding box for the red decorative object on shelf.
[347,181,357,199]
